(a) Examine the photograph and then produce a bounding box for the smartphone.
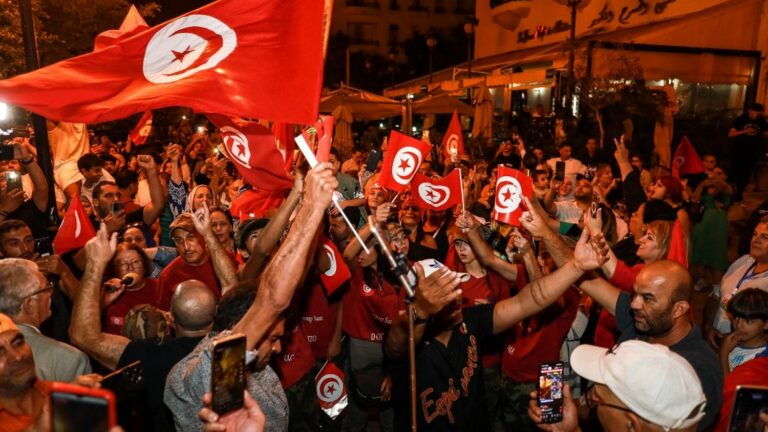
[50,382,116,432]
[0,144,13,161]
[590,192,600,218]
[111,201,122,216]
[555,161,565,182]
[35,237,53,257]
[728,385,768,432]
[5,171,21,191]
[366,148,382,173]
[211,333,247,415]
[538,362,565,424]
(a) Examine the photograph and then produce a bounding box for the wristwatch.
[19,156,34,164]
[412,308,430,325]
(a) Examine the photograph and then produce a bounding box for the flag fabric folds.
[206,114,293,192]
[378,131,431,193]
[53,195,96,254]
[318,237,351,296]
[491,166,533,226]
[0,0,324,125]
[409,171,462,211]
[315,361,348,419]
[94,5,149,51]
[442,110,465,159]
[672,136,705,178]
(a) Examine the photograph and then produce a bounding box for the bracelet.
[19,157,34,164]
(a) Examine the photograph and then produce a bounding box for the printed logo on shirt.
[110,316,124,326]
[361,283,374,297]
[420,335,479,424]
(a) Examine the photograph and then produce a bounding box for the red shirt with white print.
[342,268,399,343]
[272,323,316,389]
[300,281,340,360]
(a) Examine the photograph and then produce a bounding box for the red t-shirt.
[594,260,643,348]
[0,380,52,432]
[458,271,514,368]
[103,278,161,335]
[715,357,768,432]
[156,254,234,310]
[342,268,399,343]
[502,287,580,382]
[301,281,340,360]
[273,323,317,389]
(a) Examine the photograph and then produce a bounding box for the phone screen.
[555,162,565,182]
[51,391,110,432]
[365,149,382,173]
[211,334,246,415]
[6,171,21,191]
[538,362,565,424]
[729,386,768,432]
[35,237,53,257]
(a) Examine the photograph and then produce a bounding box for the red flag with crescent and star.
[409,170,462,211]
[0,0,324,125]
[301,115,335,163]
[53,195,96,255]
[319,237,351,296]
[671,136,705,178]
[315,361,347,417]
[378,131,431,193]
[206,114,293,191]
[442,110,465,159]
[491,166,533,226]
[128,111,153,146]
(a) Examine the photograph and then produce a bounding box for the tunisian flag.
[672,136,705,178]
[128,111,153,146]
[0,0,324,125]
[442,110,465,158]
[207,114,293,191]
[378,131,431,193]
[315,361,348,419]
[94,5,148,51]
[53,195,96,254]
[301,115,335,163]
[410,171,462,211]
[491,166,533,226]
[319,237,351,296]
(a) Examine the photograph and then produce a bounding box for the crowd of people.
[0,104,766,432]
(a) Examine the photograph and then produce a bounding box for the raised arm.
[456,211,518,281]
[507,230,541,281]
[232,163,337,350]
[191,202,238,295]
[613,137,633,181]
[14,139,48,212]
[137,155,167,226]
[384,265,462,361]
[238,174,303,281]
[519,196,575,268]
[492,228,607,334]
[68,225,130,370]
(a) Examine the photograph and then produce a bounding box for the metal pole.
[428,47,434,83]
[566,0,578,113]
[345,47,351,86]
[18,0,57,229]
[467,35,473,78]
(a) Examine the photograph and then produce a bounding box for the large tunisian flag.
[491,166,533,226]
[378,131,431,193]
[0,0,324,125]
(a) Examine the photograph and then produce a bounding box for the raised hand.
[198,391,266,432]
[613,136,629,163]
[456,211,480,232]
[303,162,338,212]
[0,187,24,214]
[85,224,118,268]
[137,154,157,172]
[527,384,579,432]
[192,201,213,235]
[520,196,550,237]
[573,227,608,272]
[413,264,462,318]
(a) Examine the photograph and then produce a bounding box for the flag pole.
[458,169,465,214]
[295,134,369,253]
[391,192,400,203]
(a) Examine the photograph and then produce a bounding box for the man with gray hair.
[0,258,91,382]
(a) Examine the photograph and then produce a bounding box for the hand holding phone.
[211,333,247,415]
[5,171,22,192]
[50,382,116,432]
[538,362,565,424]
[554,161,565,182]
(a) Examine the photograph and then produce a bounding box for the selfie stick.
[295,135,369,253]
[368,216,418,432]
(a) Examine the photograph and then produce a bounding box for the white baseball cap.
[571,340,706,430]
[407,259,470,287]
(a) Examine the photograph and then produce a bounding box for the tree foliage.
[0,0,159,78]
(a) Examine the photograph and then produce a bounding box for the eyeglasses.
[116,260,143,270]
[23,281,55,300]
[585,386,634,414]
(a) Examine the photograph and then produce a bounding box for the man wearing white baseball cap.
[529,340,707,432]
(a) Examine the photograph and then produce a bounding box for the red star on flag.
[171,45,194,63]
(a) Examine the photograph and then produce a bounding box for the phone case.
[49,382,117,431]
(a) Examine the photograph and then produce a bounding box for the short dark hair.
[99,154,117,164]
[329,147,339,158]
[727,288,768,321]
[0,219,30,237]
[213,281,257,331]
[113,169,139,190]
[558,142,572,149]
[77,153,105,171]
[108,242,153,278]
[92,181,117,201]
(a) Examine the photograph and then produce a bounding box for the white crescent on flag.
[323,244,337,276]
[494,176,523,214]
[220,126,251,168]
[143,14,237,84]
[316,373,344,403]
[74,212,81,238]
[417,182,451,208]
[391,146,421,185]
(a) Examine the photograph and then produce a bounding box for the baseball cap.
[235,218,270,250]
[407,259,470,286]
[571,341,706,430]
[169,213,197,235]
[386,222,410,240]
[0,313,18,334]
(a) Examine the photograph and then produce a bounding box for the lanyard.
[736,262,760,291]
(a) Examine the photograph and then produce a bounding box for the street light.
[463,15,479,78]
[425,28,437,84]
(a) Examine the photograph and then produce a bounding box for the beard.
[633,305,675,337]
[0,357,36,397]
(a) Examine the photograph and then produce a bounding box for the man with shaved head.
[576,260,723,431]
[69,225,217,432]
